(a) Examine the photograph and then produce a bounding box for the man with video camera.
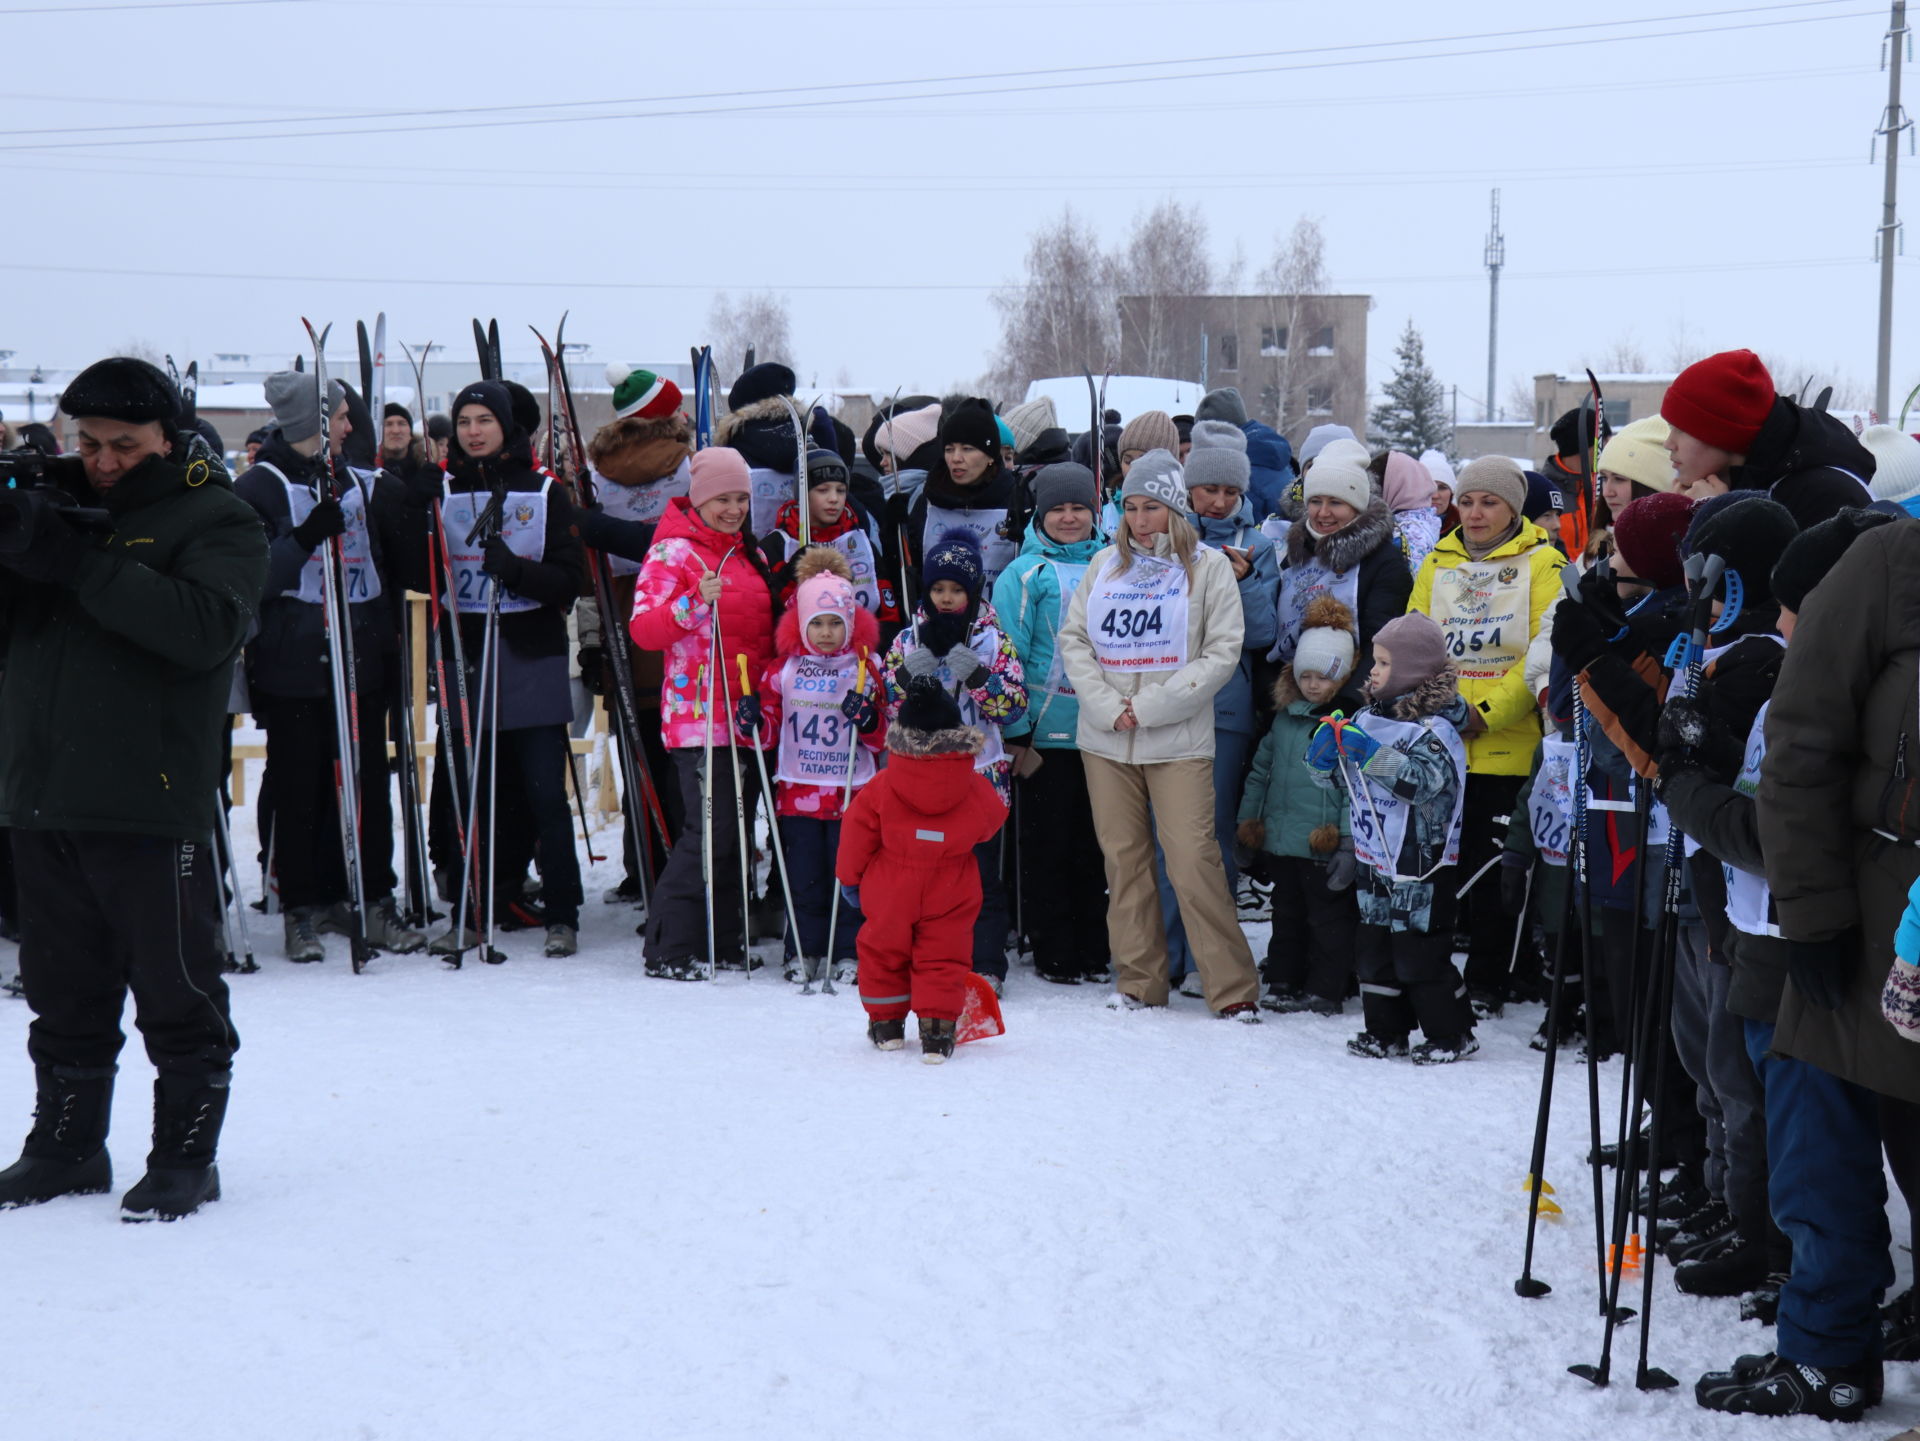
[0,356,266,1222]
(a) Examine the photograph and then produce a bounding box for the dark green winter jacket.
[0,444,267,840]
[1238,667,1350,860]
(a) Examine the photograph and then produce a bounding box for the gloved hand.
[1500,852,1532,916]
[576,645,605,697]
[1305,719,1341,773]
[481,535,522,586]
[901,646,941,680]
[1883,956,1920,1042]
[404,468,443,509]
[1548,592,1619,672]
[839,884,861,913]
[0,503,88,586]
[1788,929,1861,1012]
[734,694,765,739]
[1325,841,1356,892]
[1235,818,1266,852]
[1333,720,1380,768]
[840,688,879,734]
[919,610,969,657]
[291,497,346,550]
[956,658,989,690]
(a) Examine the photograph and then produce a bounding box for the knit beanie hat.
[1190,418,1248,454]
[1771,507,1894,613]
[1194,387,1250,426]
[1314,437,1371,473]
[1381,451,1431,513]
[607,364,685,421]
[1369,612,1450,704]
[1661,349,1775,455]
[1005,396,1057,455]
[1681,493,1798,606]
[1031,462,1098,526]
[60,357,181,435]
[1303,457,1370,513]
[1117,448,1189,515]
[1609,491,1695,591]
[383,402,413,425]
[792,548,857,647]
[876,402,941,462]
[266,370,347,445]
[923,525,985,602]
[939,400,1000,456]
[804,446,849,491]
[1454,455,1528,522]
[451,379,517,438]
[688,446,752,509]
[1293,595,1357,684]
[1523,471,1559,523]
[1184,443,1251,493]
[1863,424,1920,504]
[994,415,1016,451]
[426,413,452,442]
[1299,423,1357,466]
[894,675,964,735]
[1597,415,1676,493]
[727,361,795,412]
[1118,409,1180,459]
[1419,448,1455,492]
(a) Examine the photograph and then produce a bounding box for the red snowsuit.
[837,728,1006,1023]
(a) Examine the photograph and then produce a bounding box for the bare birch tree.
[986,206,1117,400]
[707,291,796,392]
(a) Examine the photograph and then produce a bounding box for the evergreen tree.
[1369,320,1452,456]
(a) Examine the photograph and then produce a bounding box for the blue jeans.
[1158,728,1251,982]
[1745,1020,1892,1366]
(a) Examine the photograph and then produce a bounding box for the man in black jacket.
[0,357,268,1221]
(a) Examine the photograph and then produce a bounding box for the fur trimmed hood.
[716,393,833,472]
[1382,665,1460,721]
[773,594,880,661]
[587,409,691,486]
[887,723,985,759]
[1286,494,1395,572]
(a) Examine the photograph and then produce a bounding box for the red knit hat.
[1660,349,1774,455]
[1610,491,1696,591]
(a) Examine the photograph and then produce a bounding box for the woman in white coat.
[1059,450,1262,1019]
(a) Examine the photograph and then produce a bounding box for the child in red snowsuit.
[837,678,1007,1063]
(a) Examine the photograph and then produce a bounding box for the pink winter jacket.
[629,496,778,751]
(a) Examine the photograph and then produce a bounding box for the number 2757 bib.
[1086,554,1190,673]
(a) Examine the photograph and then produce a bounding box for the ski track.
[0,815,1914,1441]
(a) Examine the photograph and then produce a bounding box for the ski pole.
[213,790,258,975]
[712,606,755,979]
[736,654,806,990]
[816,649,871,997]
[564,743,605,864]
[700,652,717,981]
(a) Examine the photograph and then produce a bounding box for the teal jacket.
[991,524,1105,749]
[1238,668,1351,859]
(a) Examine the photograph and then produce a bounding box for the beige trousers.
[1083,753,1259,1011]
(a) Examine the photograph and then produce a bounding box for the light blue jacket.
[1193,500,1280,736]
[992,524,1107,748]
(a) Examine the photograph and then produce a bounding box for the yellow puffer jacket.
[1407,520,1566,776]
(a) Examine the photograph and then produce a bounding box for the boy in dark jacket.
[837,679,1007,1064]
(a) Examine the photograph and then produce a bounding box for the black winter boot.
[1695,1352,1881,1421]
[120,1071,228,1222]
[918,1017,956,1065]
[1673,1222,1769,1298]
[0,1066,114,1209]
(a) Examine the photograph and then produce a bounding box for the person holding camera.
[0,356,267,1222]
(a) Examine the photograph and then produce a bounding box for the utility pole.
[1876,1,1911,421]
[1484,189,1505,423]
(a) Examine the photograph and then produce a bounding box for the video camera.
[0,449,114,557]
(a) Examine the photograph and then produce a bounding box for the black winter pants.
[14,829,237,1075]
[972,837,1012,981]
[776,814,861,962]
[1355,922,1472,1044]
[1264,854,1359,1002]
[646,747,762,964]
[1015,750,1109,980]
[467,724,583,930]
[255,690,397,910]
[1459,773,1526,997]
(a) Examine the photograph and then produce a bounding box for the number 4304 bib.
[1086,554,1190,673]
[1430,555,1532,681]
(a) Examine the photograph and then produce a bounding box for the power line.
[0,0,306,12]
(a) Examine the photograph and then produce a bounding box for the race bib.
[1086,553,1190,673]
[1722,701,1780,938]
[1345,712,1469,879]
[829,528,882,614]
[1429,554,1533,681]
[1527,734,1577,867]
[596,460,689,576]
[912,618,1006,772]
[1274,553,1360,664]
[774,654,875,789]
[1037,561,1089,702]
[1260,514,1292,548]
[439,480,550,616]
[748,466,796,537]
[261,464,383,608]
[925,503,1017,587]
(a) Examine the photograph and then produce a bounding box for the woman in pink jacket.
[630,447,780,979]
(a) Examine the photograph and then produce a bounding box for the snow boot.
[1636,1161,1708,1223]
[0,1065,114,1209]
[364,897,426,954]
[1883,1287,1919,1363]
[1035,962,1082,985]
[1411,1034,1480,1065]
[1258,983,1304,1011]
[867,1018,905,1052]
[644,955,705,982]
[1267,991,1340,1016]
[543,924,577,958]
[1661,1198,1734,1260]
[120,1070,228,1223]
[1674,1224,1769,1298]
[602,878,644,907]
[919,1017,956,1065]
[1347,1032,1410,1060]
[1218,1002,1262,1025]
[283,908,325,963]
[781,954,810,984]
[831,958,857,985]
[1468,989,1504,1020]
[1695,1353,1880,1422]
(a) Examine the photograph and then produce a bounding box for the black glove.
[1652,694,1712,788]
[734,694,765,739]
[404,469,443,509]
[919,610,969,657]
[957,658,989,690]
[0,503,88,586]
[1788,930,1860,1012]
[840,688,879,734]
[577,645,605,697]
[291,497,346,550]
[1499,853,1532,917]
[1549,593,1618,672]
[481,535,522,586]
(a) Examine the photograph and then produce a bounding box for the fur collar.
[587,411,691,486]
[887,724,985,758]
[1286,495,1395,573]
[714,393,805,448]
[1384,666,1460,721]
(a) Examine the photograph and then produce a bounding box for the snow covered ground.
[0,803,1914,1441]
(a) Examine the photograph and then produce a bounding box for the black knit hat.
[1770,507,1894,613]
[1681,493,1799,606]
[500,380,543,436]
[728,362,796,412]
[452,381,514,432]
[804,446,849,491]
[426,413,452,441]
[384,402,413,424]
[895,676,962,734]
[61,356,181,435]
[939,399,1000,455]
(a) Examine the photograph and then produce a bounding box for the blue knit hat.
[923,526,985,602]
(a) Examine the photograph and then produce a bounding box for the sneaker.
[1674,1232,1767,1298]
[867,1018,905,1052]
[919,1016,956,1065]
[1468,990,1504,1020]
[428,923,475,958]
[1104,992,1154,1012]
[831,958,857,984]
[1882,1287,1918,1363]
[1411,1034,1481,1065]
[602,880,644,907]
[1661,1199,1734,1260]
[283,908,325,963]
[1695,1353,1880,1422]
[1347,1032,1410,1060]
[644,955,705,982]
[1219,1002,1262,1024]
[1177,970,1206,999]
[365,897,426,954]
[543,924,577,958]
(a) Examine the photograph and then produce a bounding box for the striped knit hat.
[607,363,684,421]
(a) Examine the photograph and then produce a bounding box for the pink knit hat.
[688,447,751,508]
[796,572,856,651]
[876,402,942,462]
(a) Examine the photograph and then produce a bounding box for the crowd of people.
[0,344,1914,1421]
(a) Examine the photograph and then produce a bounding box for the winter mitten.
[0,503,88,586]
[290,497,346,550]
[576,646,605,696]
[1787,928,1860,1012]
[1325,842,1356,892]
[839,885,861,912]
[1334,720,1381,767]
[1305,719,1341,773]
[901,646,941,680]
[1882,956,1920,1041]
[1235,818,1266,852]
[480,535,522,586]
[957,658,989,690]
[734,694,765,739]
[1547,593,1617,672]
[1499,853,1532,916]
[403,469,442,508]
[919,611,968,657]
[840,689,879,734]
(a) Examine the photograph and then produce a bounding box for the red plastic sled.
[956,973,1005,1045]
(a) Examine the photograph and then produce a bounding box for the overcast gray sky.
[1,0,1904,415]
